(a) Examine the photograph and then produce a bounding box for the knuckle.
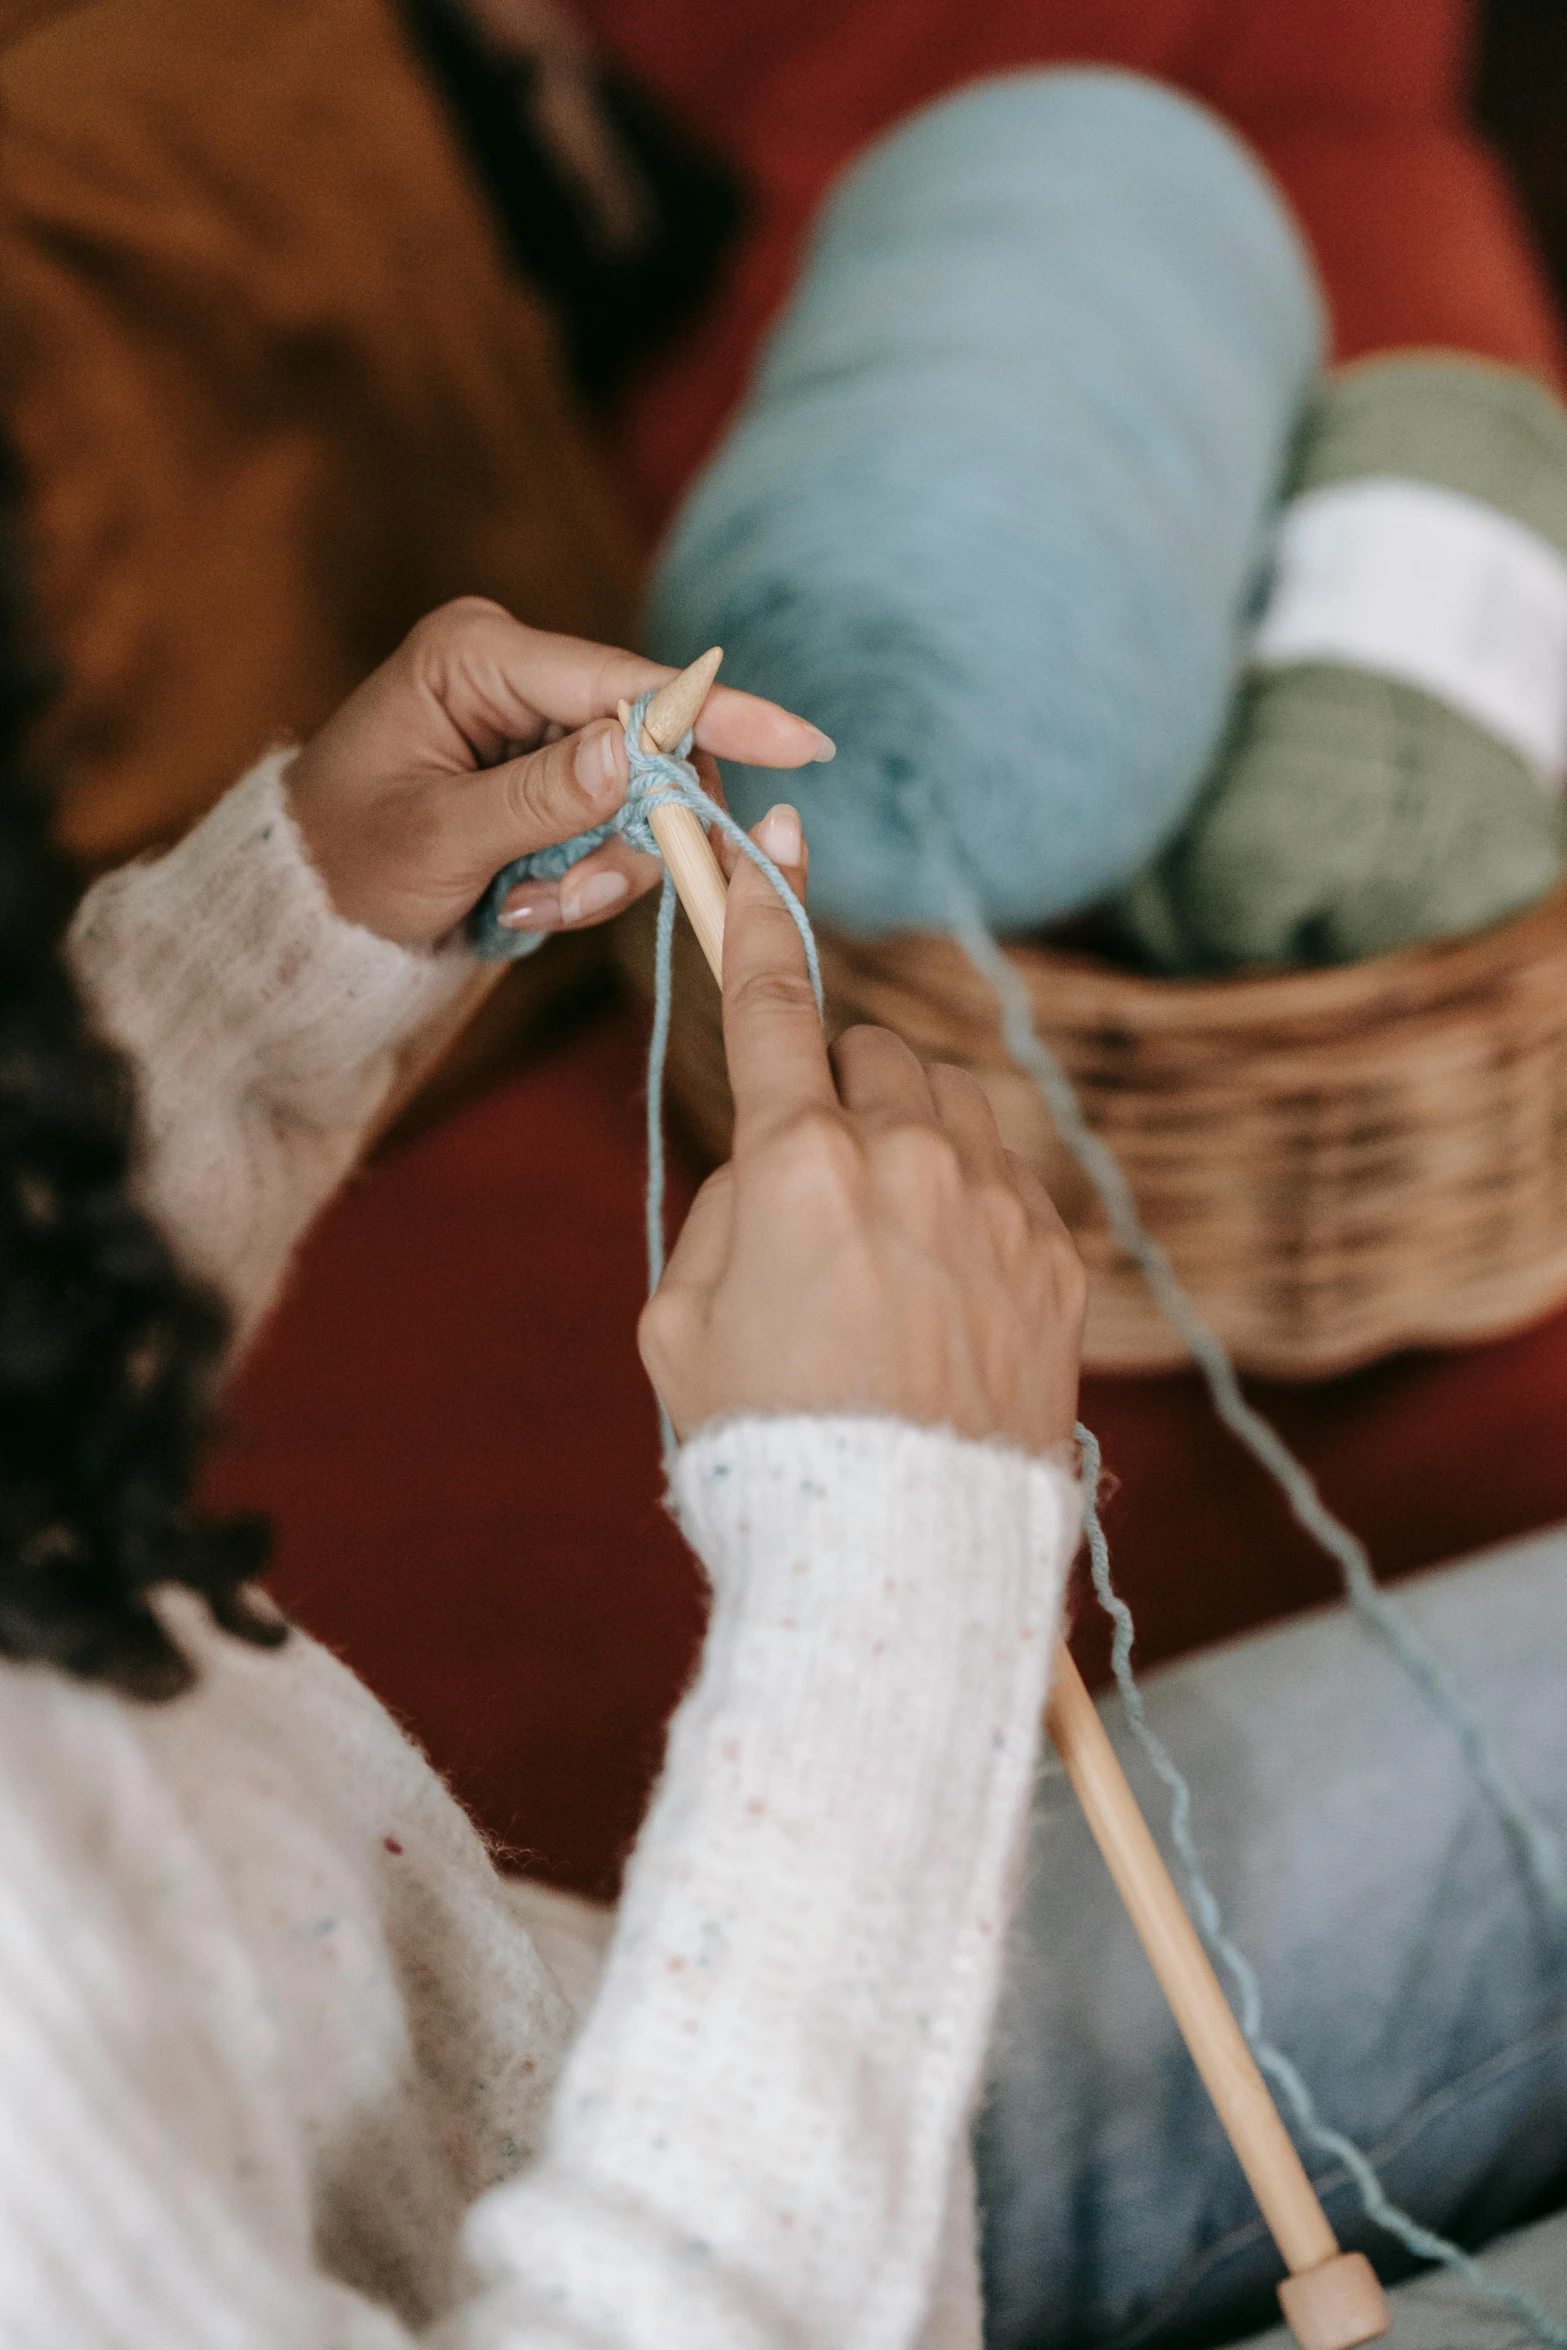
[403,599,475,663]
[637,1286,690,1365]
[931,1058,989,1114]
[504,739,574,833]
[402,598,521,694]
[982,1181,1030,1256]
[836,1022,921,1073]
[417,594,509,640]
[875,1120,961,1201]
[635,1295,664,1355]
[761,1109,860,1204]
[1044,1234,1090,1324]
[727,964,820,1025]
[784,1104,858,1172]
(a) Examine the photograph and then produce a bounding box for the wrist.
[282,749,407,944]
[670,1412,1080,1617]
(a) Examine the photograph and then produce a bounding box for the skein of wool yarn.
[1120,356,1567,972]
[645,69,1322,938]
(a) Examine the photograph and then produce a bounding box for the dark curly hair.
[0,440,278,1700]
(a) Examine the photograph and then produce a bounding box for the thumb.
[468,716,630,868]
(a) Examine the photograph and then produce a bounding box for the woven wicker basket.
[618,878,1567,1378]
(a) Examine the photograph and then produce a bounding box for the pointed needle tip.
[642,646,724,752]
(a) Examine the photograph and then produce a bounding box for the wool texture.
[640,68,1321,938]
[13,759,1081,2347]
[0,1410,1076,2347]
[70,753,476,1345]
[469,689,821,994]
[1121,356,1567,971]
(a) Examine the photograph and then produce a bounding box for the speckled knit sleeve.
[67,750,479,1347]
[454,1415,1079,2350]
[0,1414,1076,2349]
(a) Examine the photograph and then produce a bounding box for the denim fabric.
[977,1525,1567,2350]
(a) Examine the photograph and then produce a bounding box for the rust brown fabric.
[0,0,639,872]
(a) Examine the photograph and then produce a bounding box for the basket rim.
[821,872,1567,1035]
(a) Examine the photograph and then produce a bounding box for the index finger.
[693,682,834,772]
[446,615,833,770]
[721,853,838,1146]
[527,635,832,769]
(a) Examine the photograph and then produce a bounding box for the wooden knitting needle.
[632,650,1387,2350]
[619,645,728,981]
[1046,1651,1386,2350]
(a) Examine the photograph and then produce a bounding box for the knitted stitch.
[471,691,823,1440]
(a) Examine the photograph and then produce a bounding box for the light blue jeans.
[977,1525,1567,2349]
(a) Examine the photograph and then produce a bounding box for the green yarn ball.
[1120,357,1567,972]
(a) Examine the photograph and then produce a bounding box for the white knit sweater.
[0,758,1080,2349]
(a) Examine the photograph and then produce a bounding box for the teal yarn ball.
[646,68,1323,938]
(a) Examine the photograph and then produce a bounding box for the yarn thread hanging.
[475,696,1567,2339]
[934,836,1567,1920]
[1076,1426,1567,2350]
[471,72,1564,2327]
[471,688,823,1361]
[901,735,1567,2330]
[646,68,1323,938]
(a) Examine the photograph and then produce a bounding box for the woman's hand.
[285,598,833,949]
[640,811,1087,1453]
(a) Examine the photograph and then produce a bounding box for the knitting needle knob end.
[1276,2251,1389,2350]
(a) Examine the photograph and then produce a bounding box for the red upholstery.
[207,0,1567,1891]
[212,1017,702,1895]
[574,0,1561,533]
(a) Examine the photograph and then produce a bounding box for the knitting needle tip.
[640,646,724,753]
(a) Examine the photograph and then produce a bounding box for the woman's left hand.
[285,598,833,949]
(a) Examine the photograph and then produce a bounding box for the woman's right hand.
[639,808,1087,1452]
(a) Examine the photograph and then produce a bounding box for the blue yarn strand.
[632,59,1560,2331]
[475,681,1564,2333]
[1076,1428,1567,2349]
[644,868,680,1472]
[939,857,1567,1923]
[472,687,824,1462]
[927,802,1564,2331]
[596,691,825,1469]
[644,870,678,1300]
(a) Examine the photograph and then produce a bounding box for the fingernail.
[560,868,630,923]
[575,721,624,808]
[758,802,802,864]
[498,881,561,930]
[806,727,836,762]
